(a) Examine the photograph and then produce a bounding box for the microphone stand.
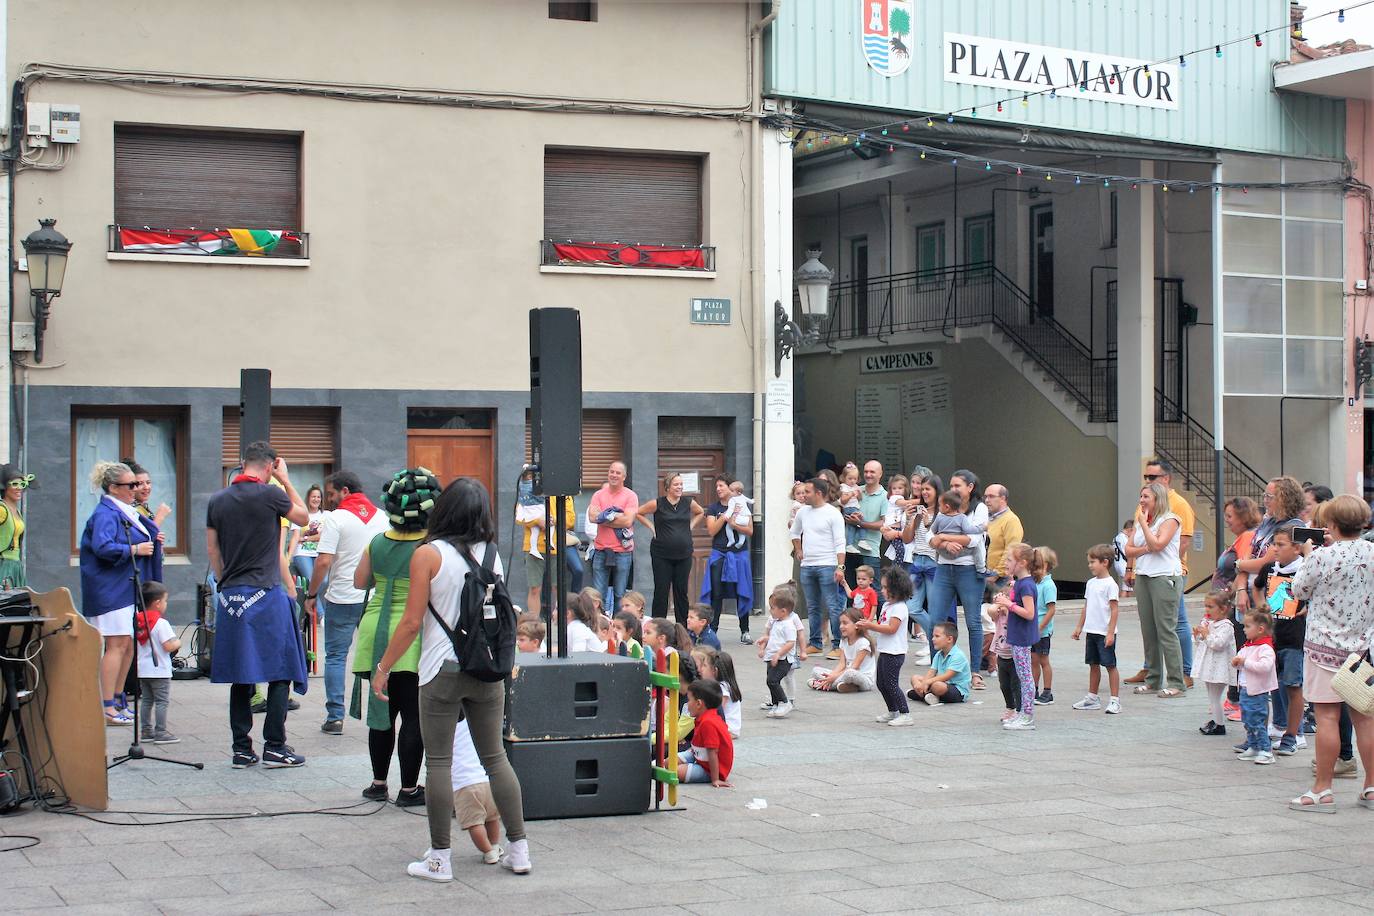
[108,512,203,772]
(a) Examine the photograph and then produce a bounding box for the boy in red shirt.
[676,679,733,787]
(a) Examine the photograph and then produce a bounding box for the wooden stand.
[13,589,109,809]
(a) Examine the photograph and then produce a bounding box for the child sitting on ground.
[564,593,605,653]
[692,646,743,738]
[620,590,647,619]
[809,608,876,693]
[907,621,971,705]
[724,481,754,549]
[611,611,644,659]
[686,604,722,651]
[515,616,546,654]
[1070,544,1122,715]
[1191,587,1236,735]
[136,581,182,744]
[842,563,880,621]
[676,678,733,787]
[1232,608,1278,765]
[757,586,799,719]
[1032,546,1058,706]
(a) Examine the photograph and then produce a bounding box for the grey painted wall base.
[23,385,753,624]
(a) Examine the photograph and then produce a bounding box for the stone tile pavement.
[3,598,1371,915]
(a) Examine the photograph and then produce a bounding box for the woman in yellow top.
[0,464,32,588]
[350,468,443,807]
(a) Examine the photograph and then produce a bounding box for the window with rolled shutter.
[544,149,702,246]
[115,126,301,229]
[524,409,626,490]
[222,407,338,467]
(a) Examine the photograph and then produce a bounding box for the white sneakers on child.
[483,846,503,865]
[1002,713,1036,730]
[874,710,897,723]
[1105,697,1122,714]
[499,839,532,874]
[767,701,793,718]
[407,848,453,882]
[1071,693,1102,710]
[887,714,914,727]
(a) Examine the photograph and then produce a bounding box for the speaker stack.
[504,653,652,819]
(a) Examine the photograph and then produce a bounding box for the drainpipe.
[749,2,780,608]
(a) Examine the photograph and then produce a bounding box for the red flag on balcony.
[551,242,705,269]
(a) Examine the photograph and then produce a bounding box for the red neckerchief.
[232,473,263,485]
[1243,635,1275,649]
[337,492,379,523]
[135,608,163,645]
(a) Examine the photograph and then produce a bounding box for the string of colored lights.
[784,117,1351,193]
[854,0,1374,129]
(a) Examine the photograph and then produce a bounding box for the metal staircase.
[811,263,1267,503]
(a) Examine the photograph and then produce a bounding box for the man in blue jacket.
[206,441,310,769]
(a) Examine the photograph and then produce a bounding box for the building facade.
[763,0,1366,587]
[5,1,793,619]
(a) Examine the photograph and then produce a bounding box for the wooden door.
[407,430,494,503]
[657,447,726,608]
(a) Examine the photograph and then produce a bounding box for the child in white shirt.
[136,582,181,744]
[724,481,754,549]
[809,608,876,692]
[451,719,502,865]
[757,587,799,718]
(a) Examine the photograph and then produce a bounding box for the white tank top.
[418,540,503,685]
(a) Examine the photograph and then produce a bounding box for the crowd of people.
[62,444,1374,885]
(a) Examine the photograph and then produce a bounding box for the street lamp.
[21,218,72,364]
[775,245,833,376]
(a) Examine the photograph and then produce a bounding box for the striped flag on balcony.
[117,227,297,256]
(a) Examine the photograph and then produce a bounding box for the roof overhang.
[1274,49,1374,101]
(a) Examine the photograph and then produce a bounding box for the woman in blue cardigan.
[79,460,163,725]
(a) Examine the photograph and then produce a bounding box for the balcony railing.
[108,225,309,259]
[540,239,715,271]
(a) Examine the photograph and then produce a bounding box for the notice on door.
[855,374,955,475]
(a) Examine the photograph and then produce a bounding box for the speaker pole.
[542,495,553,659]
[555,493,568,659]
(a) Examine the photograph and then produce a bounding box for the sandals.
[1157,688,1186,699]
[1132,684,1155,695]
[971,673,986,691]
[103,698,133,726]
[1289,789,1336,814]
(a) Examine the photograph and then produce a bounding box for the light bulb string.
[847,0,1374,132]
[785,116,1351,192]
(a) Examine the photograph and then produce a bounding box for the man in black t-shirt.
[206,441,310,769]
[703,475,755,642]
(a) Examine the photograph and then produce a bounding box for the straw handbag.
[1331,652,1374,716]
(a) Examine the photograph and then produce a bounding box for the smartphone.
[1291,526,1325,546]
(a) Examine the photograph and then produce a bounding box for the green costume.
[349,530,423,728]
[0,502,26,588]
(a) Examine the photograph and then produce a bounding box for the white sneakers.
[499,839,532,874]
[1071,694,1121,714]
[407,848,453,882]
[409,841,531,880]
[1253,751,1275,765]
[874,710,897,723]
[1002,713,1036,730]
[887,714,914,727]
[923,692,940,707]
[767,701,794,718]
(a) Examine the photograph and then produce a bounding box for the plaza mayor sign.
[943,33,1180,111]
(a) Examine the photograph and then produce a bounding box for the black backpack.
[427,542,517,683]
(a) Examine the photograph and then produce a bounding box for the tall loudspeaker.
[529,309,582,496]
[239,369,272,459]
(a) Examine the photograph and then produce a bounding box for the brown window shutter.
[222,407,338,466]
[524,409,626,490]
[115,127,301,229]
[544,149,702,246]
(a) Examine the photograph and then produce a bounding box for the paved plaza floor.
[4,598,1372,915]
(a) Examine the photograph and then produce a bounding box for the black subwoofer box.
[504,653,649,742]
[505,736,651,820]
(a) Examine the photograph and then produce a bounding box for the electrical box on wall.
[50,104,80,143]
[11,323,36,352]
[25,102,49,136]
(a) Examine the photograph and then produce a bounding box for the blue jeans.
[1239,691,1271,752]
[591,548,633,610]
[799,564,843,649]
[565,548,586,595]
[908,556,937,644]
[1175,594,1193,675]
[926,563,985,670]
[322,598,365,722]
[289,554,315,585]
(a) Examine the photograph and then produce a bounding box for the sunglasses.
[6,478,29,490]
[1142,474,1164,481]
[112,481,138,489]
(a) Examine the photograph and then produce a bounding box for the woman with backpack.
[372,477,531,881]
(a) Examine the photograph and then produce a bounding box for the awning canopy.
[1274,50,1374,102]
